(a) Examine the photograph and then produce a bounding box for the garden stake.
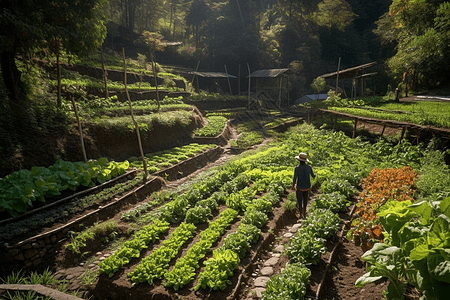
[123,48,148,180]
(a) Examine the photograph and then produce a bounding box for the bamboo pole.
[224,64,232,95]
[381,124,386,137]
[278,77,283,108]
[336,57,341,93]
[247,63,251,107]
[70,96,87,162]
[123,48,148,181]
[235,0,245,29]
[152,58,160,111]
[56,52,61,107]
[191,61,200,92]
[400,126,407,142]
[101,45,109,99]
[238,64,241,96]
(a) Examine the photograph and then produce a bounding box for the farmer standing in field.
[292,152,315,218]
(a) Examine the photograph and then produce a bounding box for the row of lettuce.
[99,159,290,291]
[0,143,216,219]
[92,123,449,299]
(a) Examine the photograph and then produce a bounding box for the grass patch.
[91,110,193,133]
[66,220,118,254]
[231,121,265,149]
[0,268,82,299]
[330,102,450,128]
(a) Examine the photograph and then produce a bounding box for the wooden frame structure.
[320,62,377,98]
[248,69,292,108]
[189,71,237,94]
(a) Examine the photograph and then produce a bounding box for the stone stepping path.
[52,251,114,299]
[247,221,302,299]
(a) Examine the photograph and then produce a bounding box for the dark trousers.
[296,190,309,212]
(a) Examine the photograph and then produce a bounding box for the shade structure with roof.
[189,71,237,94]
[320,62,377,98]
[295,94,328,105]
[247,68,292,108]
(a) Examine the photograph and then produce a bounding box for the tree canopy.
[0,0,108,101]
[375,0,450,87]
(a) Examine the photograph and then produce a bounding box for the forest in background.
[1,0,450,175]
[106,0,393,94]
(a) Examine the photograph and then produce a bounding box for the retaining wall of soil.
[184,99,248,112]
[0,146,224,275]
[87,108,204,161]
[112,90,190,102]
[64,65,186,89]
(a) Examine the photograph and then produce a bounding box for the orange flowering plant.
[347,166,418,251]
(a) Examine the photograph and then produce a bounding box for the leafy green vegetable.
[262,262,311,300]
[285,229,326,264]
[99,220,170,277]
[128,222,196,285]
[301,208,341,239]
[194,249,240,291]
[193,116,227,137]
[310,192,350,213]
[356,243,406,300]
[185,206,211,224]
[164,208,238,290]
[0,158,128,217]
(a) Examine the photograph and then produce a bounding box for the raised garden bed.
[0,147,225,274]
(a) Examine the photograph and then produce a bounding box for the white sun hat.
[295,152,309,162]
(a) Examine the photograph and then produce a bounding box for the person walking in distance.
[292,152,315,218]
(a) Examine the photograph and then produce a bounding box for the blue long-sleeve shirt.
[293,164,315,190]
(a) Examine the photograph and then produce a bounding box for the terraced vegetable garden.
[1,120,450,300]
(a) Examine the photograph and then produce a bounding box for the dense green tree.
[375,0,450,88]
[0,0,108,103]
[206,0,259,70]
[185,0,209,51]
[0,0,107,173]
[313,0,357,31]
